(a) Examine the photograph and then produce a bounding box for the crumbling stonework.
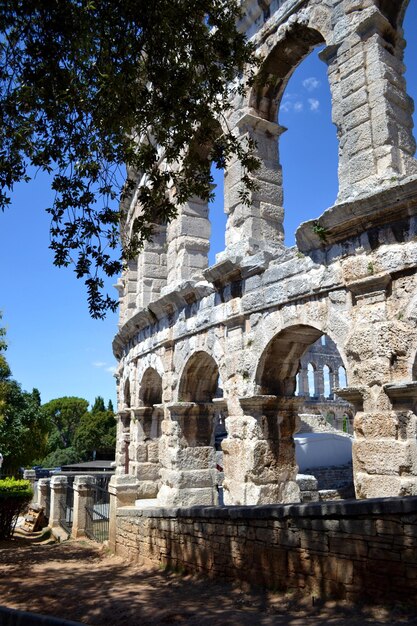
[112,0,417,510]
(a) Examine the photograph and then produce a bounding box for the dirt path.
[0,536,416,626]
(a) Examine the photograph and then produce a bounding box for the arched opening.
[279,46,338,246]
[256,326,354,501]
[338,366,347,388]
[208,164,226,266]
[251,23,338,247]
[323,364,331,399]
[130,367,164,499]
[307,363,316,397]
[123,379,131,408]
[403,0,417,155]
[179,351,222,403]
[256,324,323,396]
[139,367,162,407]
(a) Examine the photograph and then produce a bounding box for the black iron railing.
[59,479,74,534]
[85,476,110,543]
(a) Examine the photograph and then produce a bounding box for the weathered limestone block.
[222,396,301,506]
[157,404,218,506]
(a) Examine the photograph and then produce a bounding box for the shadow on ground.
[0,538,416,626]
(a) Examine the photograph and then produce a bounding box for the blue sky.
[1,4,416,408]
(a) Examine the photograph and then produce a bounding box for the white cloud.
[106,366,117,374]
[294,101,304,113]
[280,100,292,113]
[303,77,320,91]
[92,361,107,368]
[308,98,320,112]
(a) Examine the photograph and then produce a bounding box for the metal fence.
[85,475,111,543]
[59,478,74,534]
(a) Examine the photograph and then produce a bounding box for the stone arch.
[377,0,410,28]
[256,324,323,396]
[251,23,326,122]
[307,362,317,397]
[123,378,131,408]
[139,367,163,407]
[178,351,222,403]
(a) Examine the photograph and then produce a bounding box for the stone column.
[72,476,96,539]
[298,368,309,397]
[165,197,210,290]
[223,113,285,257]
[222,395,301,506]
[108,474,140,552]
[324,10,417,203]
[115,410,131,475]
[23,469,37,504]
[157,402,218,507]
[341,274,417,498]
[49,476,68,528]
[128,406,162,499]
[37,478,51,518]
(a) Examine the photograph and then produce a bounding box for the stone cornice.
[296,176,417,252]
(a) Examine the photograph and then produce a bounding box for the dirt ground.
[0,535,416,626]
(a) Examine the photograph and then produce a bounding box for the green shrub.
[0,478,33,539]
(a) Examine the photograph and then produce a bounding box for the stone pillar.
[157,402,218,507]
[72,475,96,539]
[223,113,285,257]
[23,469,37,504]
[324,10,417,203]
[128,406,162,499]
[37,478,50,518]
[222,395,301,506]
[136,225,167,308]
[108,474,140,552]
[165,197,210,290]
[49,476,68,528]
[115,410,131,475]
[118,224,168,323]
[341,274,417,498]
[298,368,308,397]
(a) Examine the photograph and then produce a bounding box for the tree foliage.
[0,1,258,317]
[0,316,48,472]
[39,395,116,465]
[41,396,89,450]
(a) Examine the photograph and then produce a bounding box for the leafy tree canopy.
[41,396,89,449]
[0,1,258,317]
[0,315,48,471]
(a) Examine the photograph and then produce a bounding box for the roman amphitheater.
[106,0,417,601]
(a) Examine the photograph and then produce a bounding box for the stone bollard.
[49,476,68,528]
[72,475,96,539]
[23,469,37,504]
[37,478,51,518]
[108,474,139,552]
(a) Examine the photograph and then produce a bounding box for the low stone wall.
[115,497,417,605]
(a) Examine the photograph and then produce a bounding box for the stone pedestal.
[49,476,68,528]
[72,476,96,539]
[108,474,140,552]
[222,395,301,505]
[23,469,37,504]
[37,478,51,519]
[157,402,218,507]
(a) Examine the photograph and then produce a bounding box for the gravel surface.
[0,535,416,625]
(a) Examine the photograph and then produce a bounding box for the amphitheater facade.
[111,0,417,511]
